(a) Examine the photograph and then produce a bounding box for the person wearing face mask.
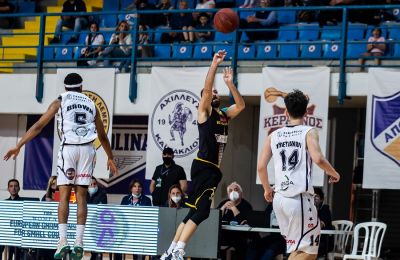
[218,182,254,260]
[150,147,187,206]
[121,179,152,206]
[166,184,186,208]
[87,176,107,205]
[314,187,334,258]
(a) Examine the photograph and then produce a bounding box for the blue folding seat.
[321,26,341,40]
[55,46,73,60]
[388,25,400,39]
[240,32,249,43]
[102,30,114,44]
[154,27,169,43]
[347,23,366,40]
[103,0,119,11]
[278,25,297,41]
[18,2,36,13]
[193,44,212,59]
[154,45,171,58]
[214,44,232,59]
[392,43,400,57]
[256,43,277,59]
[301,43,322,58]
[172,44,193,59]
[279,43,299,59]
[323,43,341,59]
[43,46,55,61]
[347,42,366,59]
[277,10,296,25]
[120,0,133,9]
[238,44,255,59]
[214,31,235,43]
[100,15,117,28]
[73,46,86,60]
[298,23,319,41]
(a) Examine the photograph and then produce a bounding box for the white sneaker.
[71,239,84,260]
[160,250,171,260]
[54,238,70,259]
[171,249,185,260]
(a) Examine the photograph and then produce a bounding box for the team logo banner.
[257,67,330,186]
[54,69,115,179]
[364,69,400,189]
[146,67,209,180]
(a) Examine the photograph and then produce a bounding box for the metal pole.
[35,14,46,103]
[338,8,348,105]
[129,16,139,103]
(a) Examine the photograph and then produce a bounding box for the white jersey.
[57,91,97,145]
[270,125,314,197]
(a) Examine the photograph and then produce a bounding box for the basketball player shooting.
[257,89,340,260]
[3,73,118,260]
[160,50,245,260]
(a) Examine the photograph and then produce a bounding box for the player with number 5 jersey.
[257,89,340,260]
[3,73,118,260]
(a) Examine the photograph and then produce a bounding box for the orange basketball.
[214,8,239,34]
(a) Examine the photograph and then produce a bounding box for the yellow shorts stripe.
[184,187,216,210]
[195,157,220,168]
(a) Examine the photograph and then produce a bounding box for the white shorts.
[273,192,320,255]
[57,143,96,186]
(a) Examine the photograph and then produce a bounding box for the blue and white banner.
[54,69,116,179]
[364,69,400,189]
[146,67,209,180]
[257,67,330,186]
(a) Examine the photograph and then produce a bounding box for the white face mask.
[132,193,141,198]
[88,187,98,195]
[171,196,181,203]
[229,191,240,201]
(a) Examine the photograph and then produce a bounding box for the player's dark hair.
[314,187,324,200]
[284,89,308,119]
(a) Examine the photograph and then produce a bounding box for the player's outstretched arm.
[198,50,226,124]
[95,109,118,176]
[223,67,245,120]
[3,99,61,161]
[306,128,340,183]
[257,135,274,202]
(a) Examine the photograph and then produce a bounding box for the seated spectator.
[166,184,186,208]
[314,188,334,258]
[169,1,195,42]
[42,176,58,201]
[195,13,213,42]
[98,21,132,72]
[121,179,152,206]
[87,176,107,204]
[0,0,15,29]
[50,0,88,44]
[77,22,104,67]
[193,0,215,20]
[155,0,174,27]
[240,0,278,42]
[137,0,157,28]
[246,203,286,260]
[359,28,386,71]
[137,24,153,58]
[218,181,253,259]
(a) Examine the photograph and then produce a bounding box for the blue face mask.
[88,187,98,195]
[132,193,141,198]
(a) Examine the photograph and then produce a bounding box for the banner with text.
[257,67,330,186]
[146,67,209,180]
[364,68,400,189]
[54,69,115,179]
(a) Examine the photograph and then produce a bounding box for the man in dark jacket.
[150,147,187,206]
[50,0,88,44]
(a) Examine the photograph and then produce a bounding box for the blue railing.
[1,5,400,104]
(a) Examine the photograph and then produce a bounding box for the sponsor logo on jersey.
[150,90,200,158]
[280,175,294,191]
[370,91,400,166]
[65,168,76,180]
[83,91,110,149]
[263,87,323,134]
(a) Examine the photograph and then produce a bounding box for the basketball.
[213,8,239,34]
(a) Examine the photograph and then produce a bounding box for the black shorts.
[185,159,222,210]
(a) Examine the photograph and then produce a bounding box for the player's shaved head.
[284,89,309,119]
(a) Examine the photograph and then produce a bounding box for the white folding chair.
[343,222,387,260]
[328,220,354,259]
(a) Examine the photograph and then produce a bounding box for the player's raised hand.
[212,50,226,65]
[329,172,340,183]
[3,147,20,161]
[107,158,119,177]
[264,186,274,202]
[223,67,233,85]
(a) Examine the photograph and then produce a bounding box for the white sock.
[167,241,177,254]
[175,241,186,251]
[76,224,86,241]
[58,224,68,240]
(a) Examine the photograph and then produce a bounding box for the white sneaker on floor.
[171,249,185,260]
[54,238,70,259]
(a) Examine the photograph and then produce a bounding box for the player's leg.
[72,185,88,260]
[288,251,317,260]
